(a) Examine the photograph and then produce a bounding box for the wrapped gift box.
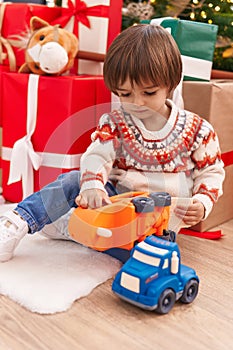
[183,80,233,231]
[59,0,122,75]
[0,65,10,125]
[1,72,111,202]
[0,2,63,70]
[150,18,218,81]
[0,1,122,74]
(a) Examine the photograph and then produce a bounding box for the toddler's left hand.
[174,199,205,226]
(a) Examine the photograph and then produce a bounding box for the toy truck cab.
[112,236,199,314]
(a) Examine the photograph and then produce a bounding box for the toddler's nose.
[133,95,144,106]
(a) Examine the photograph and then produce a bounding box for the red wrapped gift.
[58,0,122,75]
[0,65,10,125]
[1,72,111,202]
[0,2,63,70]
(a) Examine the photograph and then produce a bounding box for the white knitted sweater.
[80,100,225,219]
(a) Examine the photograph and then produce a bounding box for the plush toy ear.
[30,16,50,32]
[18,63,33,74]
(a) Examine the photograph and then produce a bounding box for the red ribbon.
[179,228,223,240]
[52,0,109,36]
[222,150,233,167]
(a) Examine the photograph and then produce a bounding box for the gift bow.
[0,36,16,71]
[53,0,109,36]
[8,75,42,199]
[0,2,17,71]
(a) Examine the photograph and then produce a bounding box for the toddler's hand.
[75,189,112,209]
[174,199,205,226]
[109,168,127,182]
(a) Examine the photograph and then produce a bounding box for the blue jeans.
[15,170,118,234]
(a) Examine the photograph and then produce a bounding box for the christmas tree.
[178,0,233,71]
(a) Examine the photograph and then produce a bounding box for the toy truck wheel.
[180,279,199,304]
[131,197,154,213]
[161,229,176,242]
[156,288,176,314]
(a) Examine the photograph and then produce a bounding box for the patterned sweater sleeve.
[79,113,119,194]
[191,119,225,219]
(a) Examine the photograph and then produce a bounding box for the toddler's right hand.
[75,189,112,209]
[109,168,127,182]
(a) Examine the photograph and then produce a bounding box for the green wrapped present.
[150,18,218,81]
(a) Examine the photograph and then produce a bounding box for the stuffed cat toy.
[19,16,79,76]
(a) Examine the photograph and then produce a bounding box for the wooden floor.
[0,219,233,350]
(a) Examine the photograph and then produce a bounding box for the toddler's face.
[115,79,170,121]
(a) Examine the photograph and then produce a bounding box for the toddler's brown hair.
[104,24,182,95]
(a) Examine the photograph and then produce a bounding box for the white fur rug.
[0,197,191,314]
[0,204,121,314]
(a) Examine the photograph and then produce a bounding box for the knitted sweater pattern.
[92,108,221,174]
[80,102,224,217]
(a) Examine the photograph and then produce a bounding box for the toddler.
[0,24,225,263]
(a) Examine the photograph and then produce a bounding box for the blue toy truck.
[112,236,199,314]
